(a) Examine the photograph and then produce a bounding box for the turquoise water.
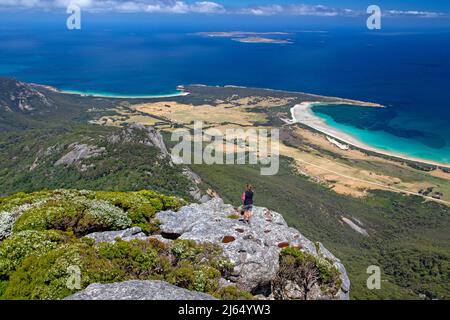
[61,89,185,99]
[312,106,450,165]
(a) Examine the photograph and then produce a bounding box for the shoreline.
[59,89,190,99]
[290,102,450,169]
[31,83,190,99]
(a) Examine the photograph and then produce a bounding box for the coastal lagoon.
[0,17,449,164]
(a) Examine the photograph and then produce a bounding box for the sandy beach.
[290,102,450,169]
[60,89,190,99]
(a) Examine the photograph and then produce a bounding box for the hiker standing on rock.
[242,184,254,224]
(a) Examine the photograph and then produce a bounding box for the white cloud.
[0,0,225,13]
[386,10,442,18]
[0,1,445,18]
[191,1,224,14]
[236,4,356,17]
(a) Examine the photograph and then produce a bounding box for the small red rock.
[278,242,290,248]
[222,235,236,243]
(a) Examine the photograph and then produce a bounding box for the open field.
[280,126,450,202]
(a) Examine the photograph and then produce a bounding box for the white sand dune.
[290,102,450,169]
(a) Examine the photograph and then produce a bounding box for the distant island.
[232,37,292,44]
[196,31,289,37]
[196,31,293,44]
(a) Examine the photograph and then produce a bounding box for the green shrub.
[0,189,185,236]
[0,230,70,278]
[98,239,159,279]
[281,247,341,287]
[173,261,195,289]
[192,265,221,293]
[272,247,342,300]
[1,189,184,238]
[0,189,244,300]
[169,240,233,276]
[95,190,185,234]
[214,285,254,300]
[13,199,131,236]
[1,236,239,300]
[2,242,122,300]
[0,191,51,212]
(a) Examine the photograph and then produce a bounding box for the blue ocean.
[0,14,449,164]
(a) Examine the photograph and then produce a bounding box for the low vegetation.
[272,247,342,300]
[0,189,252,300]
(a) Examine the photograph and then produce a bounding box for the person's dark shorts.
[243,204,253,211]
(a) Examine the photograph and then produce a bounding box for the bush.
[0,230,71,278]
[98,239,159,279]
[95,190,185,234]
[272,247,341,300]
[0,191,51,212]
[169,240,234,276]
[0,189,249,300]
[0,237,239,300]
[0,189,184,238]
[2,242,122,300]
[13,199,131,236]
[214,285,254,300]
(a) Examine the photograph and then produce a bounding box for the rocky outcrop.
[65,280,217,300]
[54,143,106,167]
[85,227,148,244]
[182,168,214,203]
[156,198,350,299]
[0,77,54,113]
[107,123,169,156]
[107,124,213,203]
[341,216,368,236]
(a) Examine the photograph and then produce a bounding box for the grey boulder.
[85,227,148,244]
[65,280,217,300]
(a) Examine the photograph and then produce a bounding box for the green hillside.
[191,158,450,300]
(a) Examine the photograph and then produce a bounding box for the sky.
[1,0,449,31]
[0,0,448,16]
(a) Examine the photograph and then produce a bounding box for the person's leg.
[244,207,250,222]
[247,206,253,224]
